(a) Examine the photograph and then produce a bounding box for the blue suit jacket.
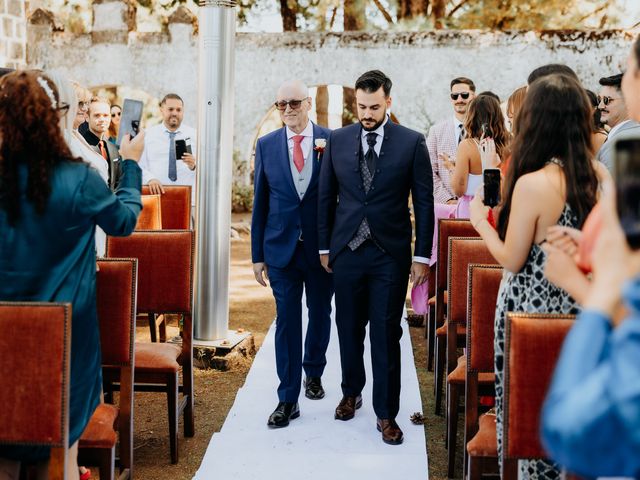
[317,121,434,266]
[251,123,331,269]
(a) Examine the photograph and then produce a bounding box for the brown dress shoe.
[334,395,363,421]
[377,418,404,445]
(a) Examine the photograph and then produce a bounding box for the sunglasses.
[274,99,306,111]
[450,92,471,101]
[111,111,121,118]
[597,95,621,106]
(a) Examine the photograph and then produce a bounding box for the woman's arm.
[450,140,471,198]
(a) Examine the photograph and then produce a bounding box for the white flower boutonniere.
[314,138,327,159]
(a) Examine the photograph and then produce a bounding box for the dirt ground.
[106,230,458,480]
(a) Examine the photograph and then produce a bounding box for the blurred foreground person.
[0,71,143,480]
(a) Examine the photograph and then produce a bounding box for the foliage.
[232,150,253,213]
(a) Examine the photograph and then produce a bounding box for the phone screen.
[615,138,640,249]
[116,99,143,146]
[483,168,501,208]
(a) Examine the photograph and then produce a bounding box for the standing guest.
[426,77,476,204]
[108,104,122,145]
[541,37,640,477]
[0,71,143,480]
[527,64,580,85]
[596,73,640,172]
[82,97,121,189]
[469,73,606,479]
[318,70,434,445]
[585,90,608,153]
[139,93,197,208]
[506,86,527,135]
[444,94,509,218]
[251,80,333,428]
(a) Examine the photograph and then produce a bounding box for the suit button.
[371,187,375,191]
[358,185,362,190]
[353,168,358,172]
[376,169,381,173]
[364,201,368,206]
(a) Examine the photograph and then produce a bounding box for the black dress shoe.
[267,402,300,428]
[304,377,325,400]
[334,395,363,421]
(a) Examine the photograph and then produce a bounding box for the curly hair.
[0,71,81,225]
[463,94,511,160]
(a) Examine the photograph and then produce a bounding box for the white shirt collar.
[361,115,388,139]
[286,120,313,140]
[608,118,632,138]
[453,115,464,130]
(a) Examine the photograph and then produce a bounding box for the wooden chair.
[465,264,503,480]
[445,239,498,477]
[136,194,162,230]
[79,258,137,480]
[432,218,479,414]
[141,185,191,229]
[502,313,576,480]
[106,230,195,464]
[0,302,71,480]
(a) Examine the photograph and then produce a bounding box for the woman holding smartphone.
[469,73,607,479]
[444,94,509,218]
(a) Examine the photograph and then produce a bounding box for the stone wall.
[1,0,26,68]
[25,1,637,175]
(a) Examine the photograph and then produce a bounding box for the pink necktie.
[292,135,304,173]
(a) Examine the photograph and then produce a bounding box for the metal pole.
[193,0,236,342]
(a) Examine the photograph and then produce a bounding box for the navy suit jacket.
[251,123,331,269]
[317,121,434,266]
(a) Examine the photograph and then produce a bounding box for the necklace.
[546,157,564,167]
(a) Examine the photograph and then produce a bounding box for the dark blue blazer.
[251,123,331,269]
[317,121,434,266]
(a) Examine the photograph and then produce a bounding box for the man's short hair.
[599,73,623,89]
[355,70,392,97]
[0,68,13,78]
[527,64,579,85]
[160,93,184,106]
[450,77,476,92]
[89,96,111,110]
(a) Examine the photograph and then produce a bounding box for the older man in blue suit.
[251,80,333,428]
[318,70,434,445]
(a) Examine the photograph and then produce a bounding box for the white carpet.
[194,302,429,480]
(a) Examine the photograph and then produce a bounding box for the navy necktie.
[168,131,177,182]
[365,132,378,174]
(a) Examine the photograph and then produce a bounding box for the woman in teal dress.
[0,71,143,479]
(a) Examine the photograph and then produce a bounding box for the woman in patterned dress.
[469,73,609,479]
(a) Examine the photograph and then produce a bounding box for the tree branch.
[577,0,612,23]
[372,0,394,24]
[447,0,469,18]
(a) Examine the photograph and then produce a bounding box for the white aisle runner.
[194,305,429,480]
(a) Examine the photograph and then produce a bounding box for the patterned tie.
[168,131,177,182]
[292,135,305,173]
[458,125,466,144]
[99,140,108,161]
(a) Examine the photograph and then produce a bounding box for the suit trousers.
[332,240,409,419]
[267,242,334,402]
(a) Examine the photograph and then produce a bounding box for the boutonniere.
[313,138,326,158]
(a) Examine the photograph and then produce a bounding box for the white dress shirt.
[320,116,429,264]
[139,122,197,205]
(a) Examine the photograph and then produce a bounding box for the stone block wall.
[1,0,26,68]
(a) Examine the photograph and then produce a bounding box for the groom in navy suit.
[251,80,334,428]
[318,70,434,444]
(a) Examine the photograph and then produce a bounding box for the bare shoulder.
[513,170,551,196]
[592,160,612,184]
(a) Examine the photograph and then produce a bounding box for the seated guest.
[469,72,606,479]
[0,71,143,480]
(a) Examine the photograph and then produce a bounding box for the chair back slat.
[467,264,503,372]
[141,185,191,229]
[136,194,163,230]
[448,237,497,325]
[0,302,71,449]
[504,313,575,460]
[97,258,137,366]
[437,219,478,293]
[106,230,194,314]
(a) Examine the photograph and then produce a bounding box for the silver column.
[194,0,236,341]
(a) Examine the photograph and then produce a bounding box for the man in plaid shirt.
[426,77,476,204]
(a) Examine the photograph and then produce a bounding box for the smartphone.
[483,168,501,208]
[615,138,640,249]
[116,99,143,146]
[175,138,192,160]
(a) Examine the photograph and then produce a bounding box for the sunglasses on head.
[274,99,306,111]
[450,92,471,101]
[111,111,121,118]
[597,95,620,106]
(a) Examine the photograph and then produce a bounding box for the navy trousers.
[267,242,334,402]
[332,241,409,419]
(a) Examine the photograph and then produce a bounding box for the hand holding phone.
[117,99,144,146]
[483,168,501,208]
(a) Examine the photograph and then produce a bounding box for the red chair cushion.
[436,321,465,337]
[79,404,118,449]
[467,413,497,457]
[448,355,495,384]
[135,342,182,372]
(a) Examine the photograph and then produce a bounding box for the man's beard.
[359,110,387,132]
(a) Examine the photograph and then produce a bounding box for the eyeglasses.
[57,102,70,114]
[274,99,306,111]
[111,111,121,118]
[450,92,471,101]
[77,101,89,112]
[597,95,621,106]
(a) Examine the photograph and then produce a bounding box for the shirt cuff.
[319,250,330,254]
[413,256,430,264]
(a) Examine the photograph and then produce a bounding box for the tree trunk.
[343,0,366,31]
[315,85,329,128]
[280,0,297,32]
[397,0,429,20]
[431,0,447,28]
[342,87,357,126]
